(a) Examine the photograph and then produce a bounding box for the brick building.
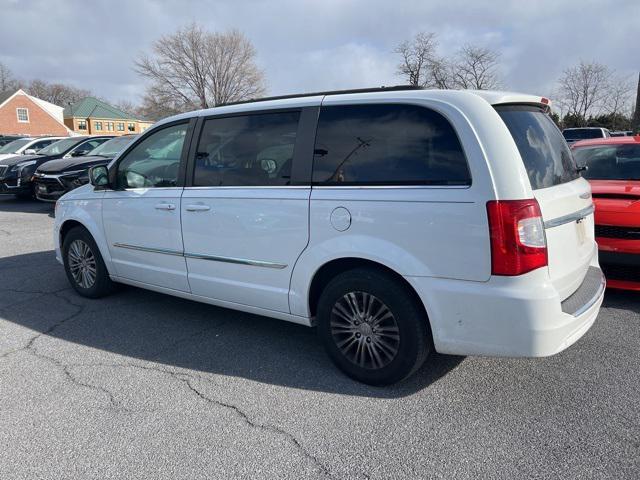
[0,89,71,137]
[63,97,154,136]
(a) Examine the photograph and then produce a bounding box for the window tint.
[117,124,188,188]
[562,129,605,141]
[71,138,108,156]
[312,104,470,186]
[194,111,300,187]
[496,106,578,190]
[31,139,54,151]
[574,144,640,180]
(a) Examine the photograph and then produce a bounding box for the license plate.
[37,185,47,193]
[576,219,586,244]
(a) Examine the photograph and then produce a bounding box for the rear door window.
[496,106,578,190]
[193,111,300,187]
[312,104,471,186]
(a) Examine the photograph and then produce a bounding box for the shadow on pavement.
[0,250,464,398]
[0,195,54,216]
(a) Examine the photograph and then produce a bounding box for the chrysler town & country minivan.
[53,87,605,385]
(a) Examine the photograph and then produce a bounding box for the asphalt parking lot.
[0,196,638,480]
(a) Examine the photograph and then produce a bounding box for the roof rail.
[218,85,424,107]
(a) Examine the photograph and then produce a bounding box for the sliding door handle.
[185,204,211,212]
[155,202,176,211]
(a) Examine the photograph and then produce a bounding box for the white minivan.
[54,87,605,385]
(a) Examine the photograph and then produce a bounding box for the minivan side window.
[312,104,471,186]
[193,111,300,187]
[117,123,188,189]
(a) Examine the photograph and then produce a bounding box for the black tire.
[62,226,116,298]
[317,268,431,386]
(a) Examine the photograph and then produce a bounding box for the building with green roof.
[63,97,154,136]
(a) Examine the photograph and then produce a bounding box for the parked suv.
[54,87,604,385]
[0,135,112,198]
[34,135,138,202]
[562,127,611,144]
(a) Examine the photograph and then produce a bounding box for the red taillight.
[486,199,547,276]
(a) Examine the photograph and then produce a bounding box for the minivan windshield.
[0,138,31,154]
[496,106,579,190]
[37,138,82,156]
[562,129,604,141]
[573,144,640,180]
[88,135,137,158]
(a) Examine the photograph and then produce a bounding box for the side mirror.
[89,165,110,188]
[23,148,37,155]
[71,149,90,157]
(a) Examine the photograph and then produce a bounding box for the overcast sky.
[1,0,638,107]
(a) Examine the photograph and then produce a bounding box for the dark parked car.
[34,135,138,201]
[0,135,27,147]
[0,135,113,198]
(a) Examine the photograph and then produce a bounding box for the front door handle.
[155,202,176,211]
[185,204,211,212]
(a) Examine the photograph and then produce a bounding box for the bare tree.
[0,62,21,92]
[395,32,442,87]
[395,33,502,90]
[26,79,90,106]
[452,45,502,90]
[603,75,634,130]
[557,61,611,122]
[135,23,266,112]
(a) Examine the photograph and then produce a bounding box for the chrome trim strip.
[184,186,309,190]
[184,252,287,269]
[312,185,471,190]
[113,242,287,269]
[113,243,183,256]
[572,269,606,317]
[544,204,595,229]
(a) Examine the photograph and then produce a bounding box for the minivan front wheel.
[317,268,430,385]
[62,226,115,298]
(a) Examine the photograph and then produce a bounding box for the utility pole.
[633,72,640,134]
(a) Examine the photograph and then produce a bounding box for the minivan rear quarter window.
[496,106,578,190]
[312,104,471,186]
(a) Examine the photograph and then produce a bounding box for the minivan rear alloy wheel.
[62,226,116,298]
[317,268,431,385]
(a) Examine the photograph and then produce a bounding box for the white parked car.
[54,87,604,385]
[0,136,65,161]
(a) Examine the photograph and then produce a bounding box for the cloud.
[0,0,637,105]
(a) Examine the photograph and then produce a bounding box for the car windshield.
[573,144,640,180]
[563,129,603,141]
[37,138,82,156]
[0,138,31,154]
[88,135,137,158]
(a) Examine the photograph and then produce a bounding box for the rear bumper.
[405,264,604,358]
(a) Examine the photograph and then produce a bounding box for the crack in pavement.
[181,377,336,479]
[60,361,339,478]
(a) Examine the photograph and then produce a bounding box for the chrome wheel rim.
[68,239,97,289]
[330,291,400,370]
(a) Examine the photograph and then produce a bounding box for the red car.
[571,136,640,290]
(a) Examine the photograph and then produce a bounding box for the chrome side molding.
[544,204,594,229]
[113,243,287,269]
